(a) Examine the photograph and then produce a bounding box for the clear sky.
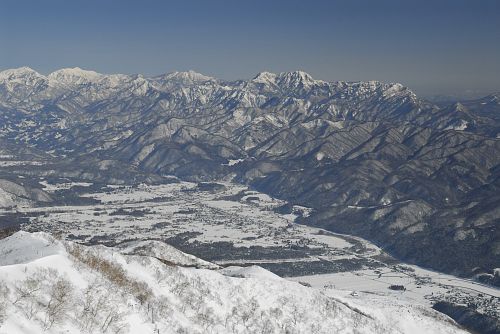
[1,0,499,97]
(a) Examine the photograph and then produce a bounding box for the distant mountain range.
[0,67,499,282]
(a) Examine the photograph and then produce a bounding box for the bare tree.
[0,281,9,325]
[101,307,127,334]
[289,301,305,326]
[315,295,338,318]
[77,281,128,334]
[196,306,218,332]
[43,276,73,329]
[226,297,260,332]
[145,295,172,324]
[78,282,105,332]
[153,267,171,285]
[13,270,44,319]
[260,317,275,334]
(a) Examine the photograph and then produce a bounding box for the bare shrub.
[52,231,64,241]
[128,280,152,305]
[67,244,152,304]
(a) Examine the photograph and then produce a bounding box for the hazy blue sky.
[1,0,499,97]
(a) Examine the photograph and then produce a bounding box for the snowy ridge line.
[0,66,407,89]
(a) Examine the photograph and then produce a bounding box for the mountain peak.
[274,70,320,90]
[48,67,104,85]
[253,71,277,82]
[161,70,214,83]
[0,66,44,80]
[282,70,314,79]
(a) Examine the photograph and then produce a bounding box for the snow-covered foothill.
[0,232,467,334]
[118,239,218,269]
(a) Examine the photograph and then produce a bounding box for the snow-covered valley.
[0,178,498,333]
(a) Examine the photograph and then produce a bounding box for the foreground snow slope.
[0,232,465,334]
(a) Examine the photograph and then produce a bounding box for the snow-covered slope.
[0,179,52,208]
[0,232,466,334]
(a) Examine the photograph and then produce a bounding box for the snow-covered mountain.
[0,179,51,208]
[0,66,499,283]
[0,231,467,334]
[47,67,104,86]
